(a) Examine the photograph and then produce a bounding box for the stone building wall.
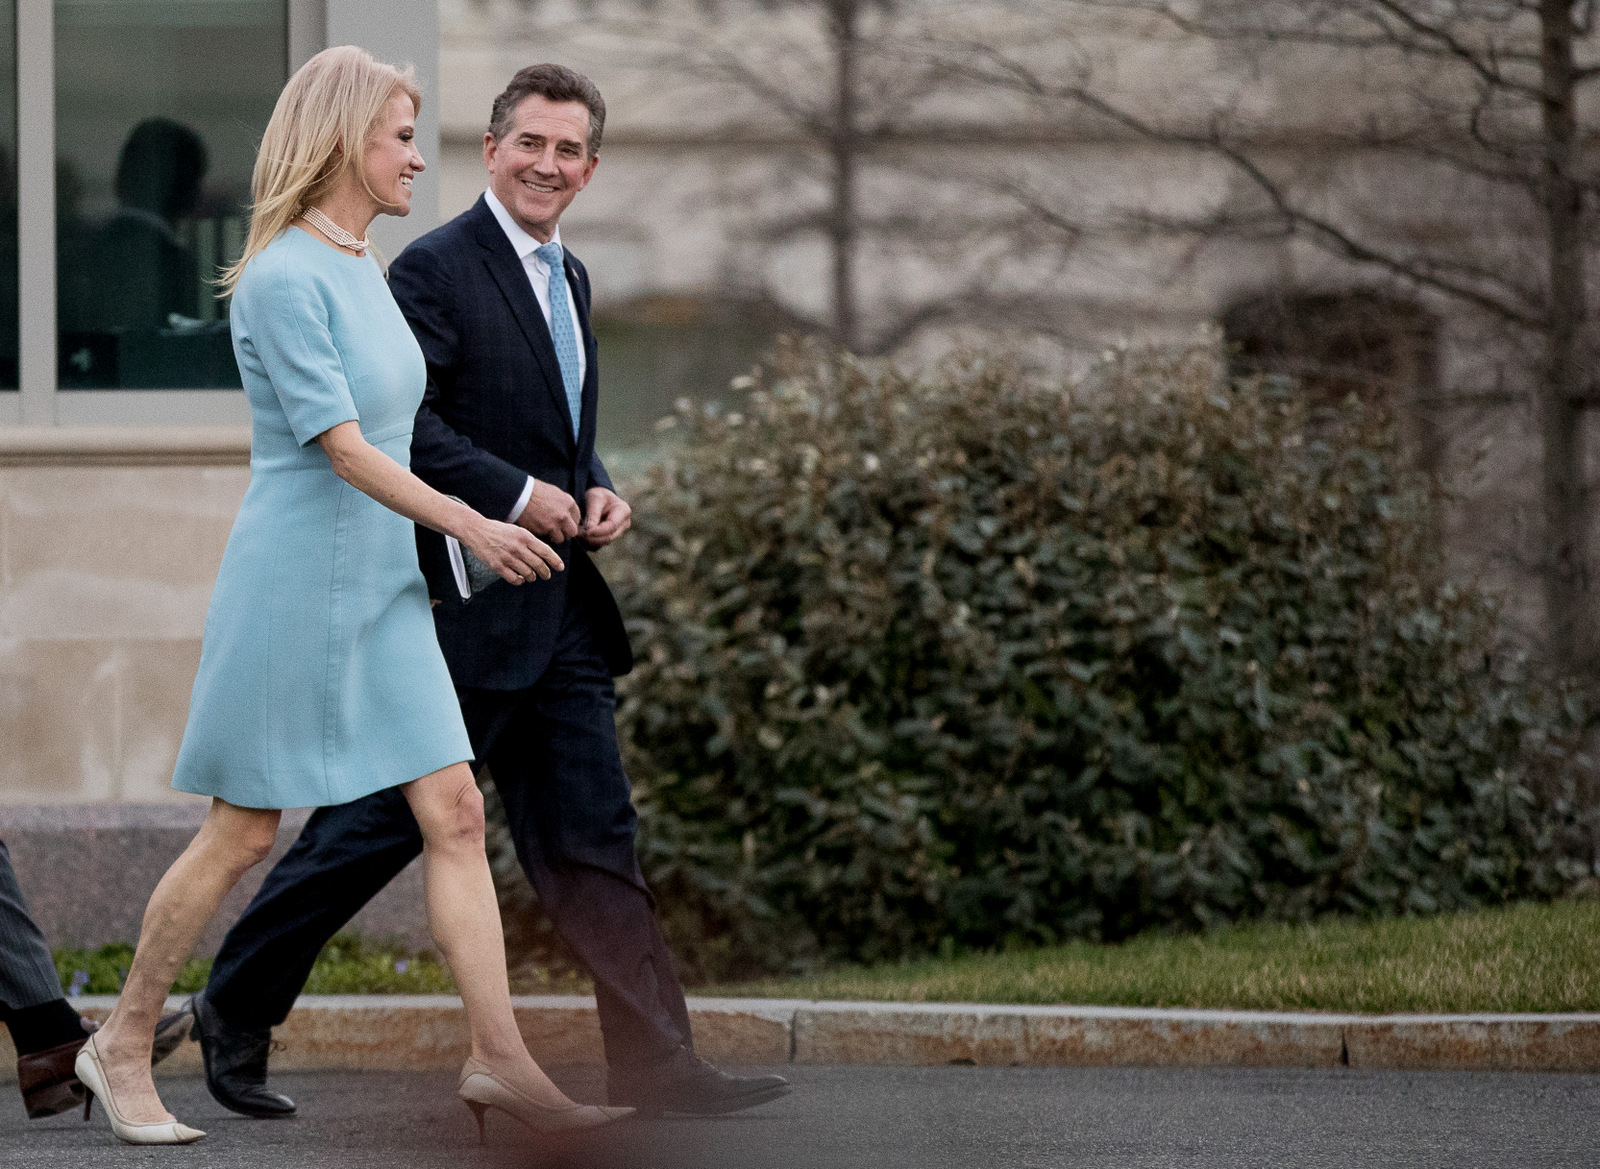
[0,454,246,806]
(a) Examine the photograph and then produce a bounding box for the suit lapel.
[471,201,577,448]
[565,253,599,454]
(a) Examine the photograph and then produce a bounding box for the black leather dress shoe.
[608,1046,792,1116]
[189,991,297,1118]
[152,1006,195,1065]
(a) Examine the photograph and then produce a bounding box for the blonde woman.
[73,46,631,1146]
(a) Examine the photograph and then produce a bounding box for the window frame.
[6,0,327,428]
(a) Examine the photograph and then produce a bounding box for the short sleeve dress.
[171,227,473,809]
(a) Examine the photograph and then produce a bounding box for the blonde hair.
[218,45,421,293]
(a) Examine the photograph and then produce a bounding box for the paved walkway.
[3,1064,1594,1168]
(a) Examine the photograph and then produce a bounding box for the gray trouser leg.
[0,839,66,1009]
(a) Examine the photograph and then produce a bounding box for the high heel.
[457,1057,631,1141]
[73,1034,205,1146]
[465,1099,489,1145]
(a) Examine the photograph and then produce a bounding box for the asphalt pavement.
[2,1063,1594,1168]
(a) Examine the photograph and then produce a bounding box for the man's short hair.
[488,64,606,157]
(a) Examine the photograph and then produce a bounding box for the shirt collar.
[484,187,562,263]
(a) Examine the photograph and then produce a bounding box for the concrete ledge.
[794,1002,1354,1069]
[0,805,430,954]
[1345,1015,1600,1073]
[0,995,794,1082]
[0,425,251,466]
[5,996,1598,1081]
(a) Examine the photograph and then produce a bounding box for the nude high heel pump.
[74,1033,206,1146]
[458,1057,632,1143]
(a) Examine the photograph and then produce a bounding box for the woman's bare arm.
[316,420,562,584]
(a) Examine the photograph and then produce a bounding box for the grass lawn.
[52,901,1600,1013]
[709,900,1600,1015]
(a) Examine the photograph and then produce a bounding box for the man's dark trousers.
[203,588,693,1071]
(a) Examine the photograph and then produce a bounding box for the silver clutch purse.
[444,496,503,602]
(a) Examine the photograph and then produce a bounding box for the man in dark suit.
[187,64,789,1120]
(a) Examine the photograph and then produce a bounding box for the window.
[592,294,792,465]
[54,0,286,391]
[1222,290,1443,472]
[1222,291,1438,408]
[0,0,16,391]
[0,0,435,428]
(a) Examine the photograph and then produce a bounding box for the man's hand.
[581,487,632,549]
[515,478,582,542]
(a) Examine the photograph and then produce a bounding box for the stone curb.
[4,996,1598,1081]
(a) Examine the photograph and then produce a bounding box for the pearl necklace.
[301,206,369,253]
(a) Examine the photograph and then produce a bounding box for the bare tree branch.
[685,43,834,139]
[945,39,1546,329]
[1071,0,1546,96]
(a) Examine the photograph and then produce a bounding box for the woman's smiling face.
[364,88,425,216]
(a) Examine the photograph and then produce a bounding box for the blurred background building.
[440,0,1562,629]
[0,0,1592,940]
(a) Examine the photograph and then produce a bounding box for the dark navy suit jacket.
[391,195,632,690]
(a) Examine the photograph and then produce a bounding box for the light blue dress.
[172,228,473,809]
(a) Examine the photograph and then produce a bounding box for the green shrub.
[299,934,456,995]
[53,943,210,997]
[605,342,1597,982]
[51,934,455,997]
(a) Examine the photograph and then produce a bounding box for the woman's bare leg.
[94,799,281,1124]
[403,763,570,1102]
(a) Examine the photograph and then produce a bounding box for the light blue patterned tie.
[535,241,582,439]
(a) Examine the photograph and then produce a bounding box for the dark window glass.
[55,0,285,389]
[0,0,16,389]
[1223,291,1438,408]
[593,295,792,465]
[1222,290,1442,473]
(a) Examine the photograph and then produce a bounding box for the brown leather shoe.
[16,1007,193,1120]
[16,1031,90,1119]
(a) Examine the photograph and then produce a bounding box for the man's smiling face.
[483,94,598,243]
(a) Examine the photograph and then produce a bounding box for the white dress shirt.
[444,190,593,601]
[485,188,586,534]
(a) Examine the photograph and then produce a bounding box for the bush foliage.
[604,343,1597,982]
[51,934,456,997]
[52,943,210,997]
